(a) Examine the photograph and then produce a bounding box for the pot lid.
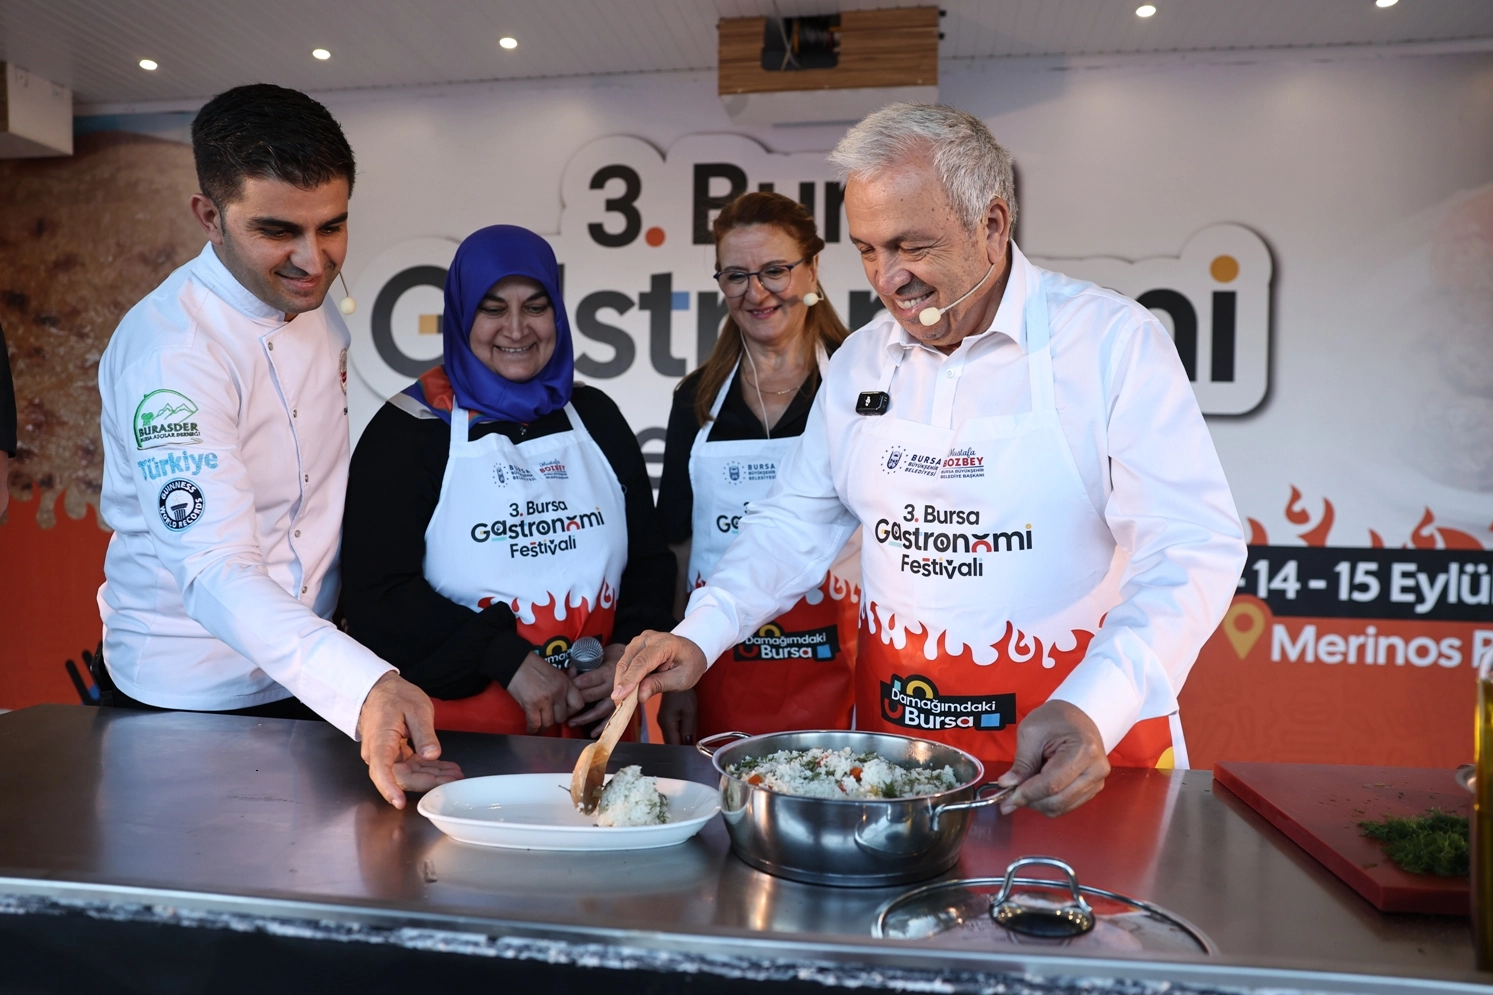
[873,856,1215,956]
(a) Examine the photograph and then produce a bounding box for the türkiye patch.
[158,478,205,531]
[134,389,202,450]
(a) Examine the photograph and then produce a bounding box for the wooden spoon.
[569,685,640,814]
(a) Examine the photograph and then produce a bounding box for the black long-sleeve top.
[656,365,821,544]
[0,323,15,456]
[342,385,677,700]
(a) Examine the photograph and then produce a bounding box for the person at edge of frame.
[94,84,462,809]
[340,225,676,740]
[654,191,860,745]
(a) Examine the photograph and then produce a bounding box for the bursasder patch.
[134,390,202,450]
[158,478,206,531]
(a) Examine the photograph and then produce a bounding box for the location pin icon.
[1222,601,1266,659]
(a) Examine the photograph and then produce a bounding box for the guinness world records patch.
[158,478,206,531]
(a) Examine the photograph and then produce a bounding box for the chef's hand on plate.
[568,642,625,735]
[610,630,709,706]
[358,671,464,810]
[507,652,586,733]
[995,700,1110,817]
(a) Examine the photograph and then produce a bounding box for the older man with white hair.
[614,103,1245,816]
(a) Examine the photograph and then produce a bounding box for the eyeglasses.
[713,258,809,298]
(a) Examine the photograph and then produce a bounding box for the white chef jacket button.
[301,586,308,594]
[304,474,309,482]
[292,409,297,418]
[294,529,301,538]
[267,342,273,351]
[945,369,956,378]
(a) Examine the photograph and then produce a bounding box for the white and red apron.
[688,356,859,736]
[423,400,629,736]
[842,269,1181,770]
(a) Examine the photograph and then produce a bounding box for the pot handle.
[930,782,1012,831]
[696,731,751,758]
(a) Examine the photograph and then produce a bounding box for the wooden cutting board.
[1213,762,1470,915]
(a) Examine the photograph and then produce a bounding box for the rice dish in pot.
[727,747,960,799]
[596,765,670,826]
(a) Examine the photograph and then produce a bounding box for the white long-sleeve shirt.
[675,244,1247,751]
[98,243,392,738]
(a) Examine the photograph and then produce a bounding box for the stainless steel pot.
[696,729,1008,887]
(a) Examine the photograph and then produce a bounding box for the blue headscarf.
[403,225,573,424]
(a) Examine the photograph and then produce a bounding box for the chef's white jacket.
[675,244,1248,751]
[97,243,392,738]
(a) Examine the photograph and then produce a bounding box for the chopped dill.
[1358,810,1469,877]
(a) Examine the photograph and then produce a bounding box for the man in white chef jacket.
[97,84,461,808]
[614,103,1246,816]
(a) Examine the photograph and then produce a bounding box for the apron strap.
[878,341,911,394]
[449,400,471,449]
[1023,267,1056,414]
[559,401,597,448]
[691,360,740,456]
[708,361,738,419]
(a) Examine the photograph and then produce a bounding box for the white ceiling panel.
[1,0,1489,108]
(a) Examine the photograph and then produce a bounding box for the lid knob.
[989,856,1095,938]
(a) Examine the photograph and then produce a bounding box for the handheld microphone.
[917,262,997,327]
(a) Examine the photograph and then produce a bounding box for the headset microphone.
[803,291,822,306]
[917,262,997,327]
[337,271,357,315]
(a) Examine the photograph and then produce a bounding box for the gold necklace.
[742,374,801,396]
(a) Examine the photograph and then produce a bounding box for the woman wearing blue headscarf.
[342,226,676,737]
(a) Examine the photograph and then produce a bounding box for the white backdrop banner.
[345,133,1274,482]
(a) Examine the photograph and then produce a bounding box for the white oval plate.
[418,773,721,850]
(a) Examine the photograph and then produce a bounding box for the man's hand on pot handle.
[995,700,1110,817]
[358,671,464,810]
[611,631,709,705]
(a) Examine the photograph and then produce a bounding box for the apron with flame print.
[688,358,858,736]
[843,268,1179,770]
[423,400,628,736]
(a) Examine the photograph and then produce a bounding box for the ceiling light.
[1375,0,1397,7]
[312,48,331,60]
[138,59,158,71]
[499,36,518,50]
[1135,5,1157,17]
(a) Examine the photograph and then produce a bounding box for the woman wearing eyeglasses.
[655,192,860,744]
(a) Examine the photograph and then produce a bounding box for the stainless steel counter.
[0,705,1483,993]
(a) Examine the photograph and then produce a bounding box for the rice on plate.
[727,747,959,799]
[596,765,670,826]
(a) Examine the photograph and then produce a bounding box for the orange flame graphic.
[1284,486,1333,546]
[1410,507,1486,551]
[508,590,617,648]
[861,602,1096,719]
[1284,486,1311,526]
[828,572,860,604]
